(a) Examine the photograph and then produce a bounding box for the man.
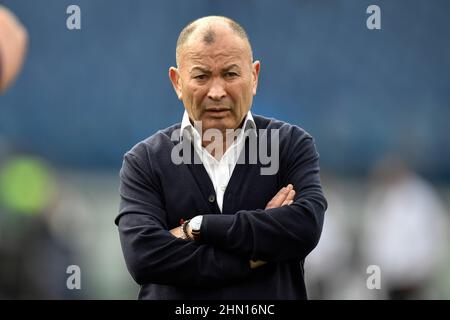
[116,16,327,299]
[0,5,28,93]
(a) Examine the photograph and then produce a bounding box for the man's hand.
[170,225,188,239]
[251,184,296,269]
[265,184,296,209]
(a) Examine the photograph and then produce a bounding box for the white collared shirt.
[180,110,257,212]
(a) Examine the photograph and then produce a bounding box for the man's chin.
[201,117,235,132]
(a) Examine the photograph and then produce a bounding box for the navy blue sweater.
[115,114,327,299]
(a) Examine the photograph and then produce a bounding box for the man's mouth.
[204,107,231,117]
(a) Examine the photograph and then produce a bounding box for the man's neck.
[200,117,246,160]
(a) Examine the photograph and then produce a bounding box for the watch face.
[190,216,202,231]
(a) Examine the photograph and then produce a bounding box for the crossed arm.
[170,184,297,269]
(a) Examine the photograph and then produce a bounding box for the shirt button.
[208,195,215,203]
[221,185,226,192]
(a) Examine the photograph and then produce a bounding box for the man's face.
[170,26,260,134]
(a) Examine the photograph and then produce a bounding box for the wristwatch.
[188,215,203,241]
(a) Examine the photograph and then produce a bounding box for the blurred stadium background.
[0,0,449,299]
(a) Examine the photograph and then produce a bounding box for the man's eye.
[194,75,207,80]
[224,72,238,78]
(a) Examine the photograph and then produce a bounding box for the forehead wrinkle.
[185,48,244,64]
[186,58,244,75]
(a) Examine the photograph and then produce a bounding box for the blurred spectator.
[361,156,449,299]
[0,154,86,299]
[0,5,28,93]
[305,174,354,299]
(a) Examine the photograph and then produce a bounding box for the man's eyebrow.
[189,66,210,73]
[223,64,241,71]
[189,64,241,74]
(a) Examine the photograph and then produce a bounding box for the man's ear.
[169,67,182,100]
[252,61,260,96]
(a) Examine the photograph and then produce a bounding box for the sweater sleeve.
[116,151,251,288]
[200,127,327,262]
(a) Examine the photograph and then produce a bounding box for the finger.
[282,198,295,206]
[169,226,182,238]
[280,188,296,206]
[277,186,294,206]
[266,184,293,208]
[250,259,267,269]
[266,185,292,209]
[265,187,286,209]
[286,189,295,202]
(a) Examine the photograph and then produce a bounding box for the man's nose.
[207,78,226,100]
